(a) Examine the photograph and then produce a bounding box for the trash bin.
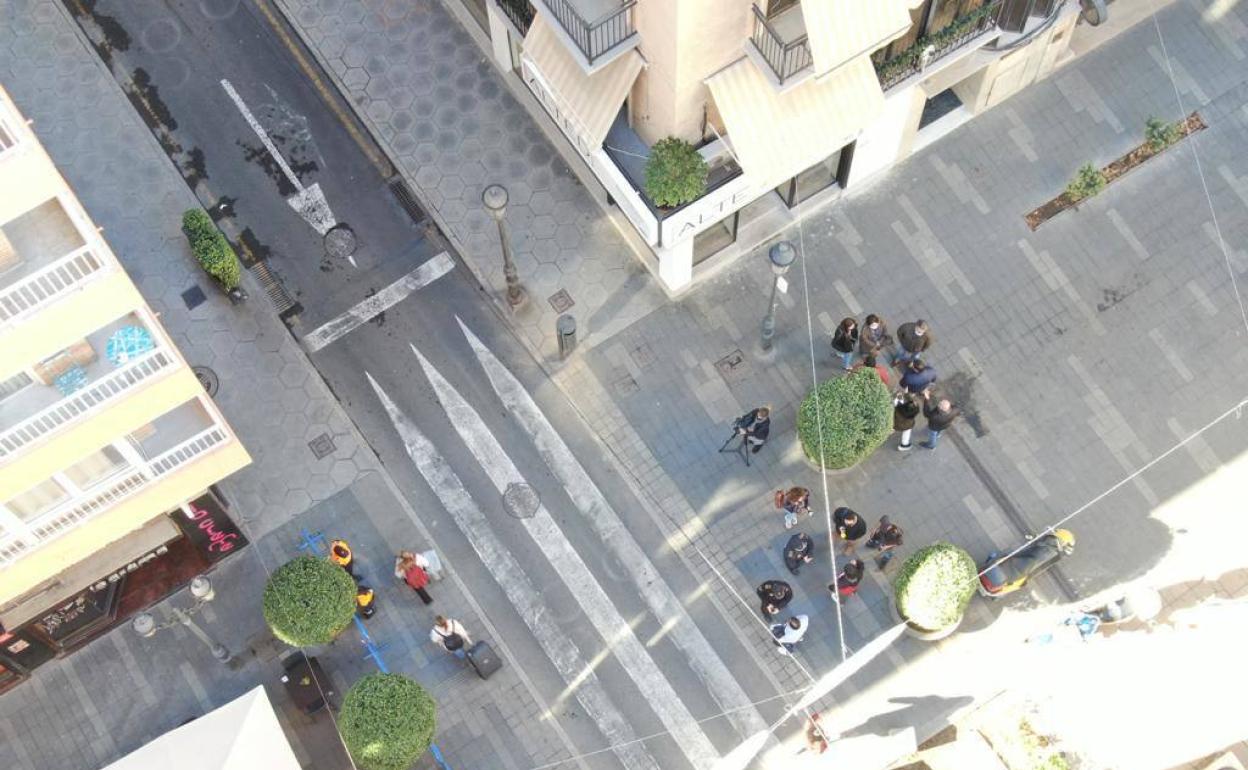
[557,314,577,358]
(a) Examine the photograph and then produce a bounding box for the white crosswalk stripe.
[366,374,661,770]
[457,317,772,745]
[410,343,723,770]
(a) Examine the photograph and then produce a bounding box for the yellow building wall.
[0,367,206,500]
[0,270,142,382]
[0,438,251,606]
[0,144,66,224]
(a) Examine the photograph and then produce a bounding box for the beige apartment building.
[0,85,250,692]
[476,0,1101,294]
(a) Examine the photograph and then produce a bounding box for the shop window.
[775,143,855,208]
[63,446,128,489]
[693,212,740,266]
[919,88,964,129]
[6,478,69,522]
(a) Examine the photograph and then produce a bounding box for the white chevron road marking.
[410,344,722,770]
[366,374,659,770]
[457,317,771,744]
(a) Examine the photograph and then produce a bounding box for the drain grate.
[249,260,302,320]
[389,178,428,225]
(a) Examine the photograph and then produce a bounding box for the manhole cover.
[548,289,575,313]
[714,349,749,382]
[182,284,207,311]
[503,482,539,519]
[308,433,336,460]
[324,224,357,259]
[192,365,219,396]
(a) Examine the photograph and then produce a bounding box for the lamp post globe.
[769,240,797,275]
[132,612,157,638]
[189,575,214,603]
[482,183,526,308]
[760,240,797,352]
[482,184,508,220]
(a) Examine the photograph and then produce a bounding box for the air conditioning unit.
[1200,751,1247,770]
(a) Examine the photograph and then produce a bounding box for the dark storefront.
[0,490,246,693]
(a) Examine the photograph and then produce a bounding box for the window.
[774,142,855,208]
[63,446,128,489]
[0,118,15,154]
[693,212,739,265]
[0,371,32,403]
[6,478,69,522]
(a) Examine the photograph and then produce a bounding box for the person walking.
[329,539,355,578]
[831,559,864,598]
[783,532,815,574]
[776,486,812,529]
[395,551,434,605]
[865,515,904,568]
[893,319,932,365]
[804,713,830,755]
[734,406,771,454]
[831,317,859,370]
[893,392,920,451]
[899,358,937,395]
[859,314,890,359]
[770,614,809,654]
[852,354,891,386]
[922,393,960,449]
[756,580,794,617]
[833,507,867,555]
[430,616,472,659]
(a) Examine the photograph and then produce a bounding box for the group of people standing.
[832,316,960,450]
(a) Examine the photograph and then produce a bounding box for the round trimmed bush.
[262,556,357,646]
[182,208,241,289]
[796,369,893,469]
[340,673,437,770]
[644,137,708,208]
[893,543,978,632]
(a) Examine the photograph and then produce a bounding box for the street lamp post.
[132,575,231,663]
[760,240,797,352]
[482,184,526,309]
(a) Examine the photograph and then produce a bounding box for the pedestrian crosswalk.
[367,321,783,770]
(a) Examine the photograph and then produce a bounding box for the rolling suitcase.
[465,640,502,680]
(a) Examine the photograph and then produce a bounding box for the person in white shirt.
[771,615,809,654]
[430,615,472,658]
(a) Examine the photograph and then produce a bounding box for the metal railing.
[749,4,813,86]
[874,0,1003,91]
[1,425,229,564]
[0,349,176,459]
[495,0,536,34]
[0,246,107,325]
[543,0,636,66]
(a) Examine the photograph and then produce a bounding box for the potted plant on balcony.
[340,673,437,770]
[892,542,978,640]
[262,556,357,647]
[644,137,708,209]
[181,208,247,304]
[796,368,893,470]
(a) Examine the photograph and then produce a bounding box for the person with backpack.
[430,616,472,659]
[865,516,904,568]
[831,317,859,370]
[395,550,434,604]
[776,486,812,529]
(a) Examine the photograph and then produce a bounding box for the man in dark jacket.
[922,394,959,449]
[783,532,815,574]
[756,580,793,617]
[893,319,932,364]
[833,507,868,555]
[900,359,938,395]
[735,407,771,453]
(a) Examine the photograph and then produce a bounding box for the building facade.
[479,0,1094,294]
[0,86,251,692]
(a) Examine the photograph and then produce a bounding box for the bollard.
[556,314,577,358]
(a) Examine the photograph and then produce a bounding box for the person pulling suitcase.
[430,615,502,679]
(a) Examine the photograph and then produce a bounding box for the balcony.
[0,197,109,325]
[873,0,1003,91]
[531,0,637,68]
[0,312,176,459]
[748,3,813,87]
[495,0,536,35]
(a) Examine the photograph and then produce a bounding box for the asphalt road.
[63,1,795,767]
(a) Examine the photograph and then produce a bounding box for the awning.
[101,686,302,770]
[0,514,180,630]
[801,0,913,76]
[522,14,644,150]
[706,55,884,188]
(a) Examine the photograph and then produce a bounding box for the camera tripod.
[719,430,752,467]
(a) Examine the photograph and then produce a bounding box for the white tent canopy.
[101,686,302,770]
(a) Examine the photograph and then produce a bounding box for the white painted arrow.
[221,79,337,235]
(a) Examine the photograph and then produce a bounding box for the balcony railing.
[0,246,107,326]
[544,0,636,67]
[0,348,176,459]
[749,4,813,86]
[874,0,1002,91]
[0,425,229,565]
[496,0,536,35]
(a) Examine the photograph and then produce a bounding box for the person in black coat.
[893,392,921,451]
[783,532,815,574]
[922,394,959,450]
[893,319,932,364]
[734,407,771,453]
[833,507,868,555]
[899,359,938,395]
[831,317,859,370]
[756,580,793,617]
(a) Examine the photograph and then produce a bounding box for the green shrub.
[262,556,357,646]
[894,542,978,631]
[1064,163,1106,202]
[644,137,708,208]
[340,673,437,770]
[874,3,998,84]
[1144,116,1181,152]
[796,368,893,470]
[181,208,241,290]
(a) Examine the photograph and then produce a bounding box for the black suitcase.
[466,640,502,680]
